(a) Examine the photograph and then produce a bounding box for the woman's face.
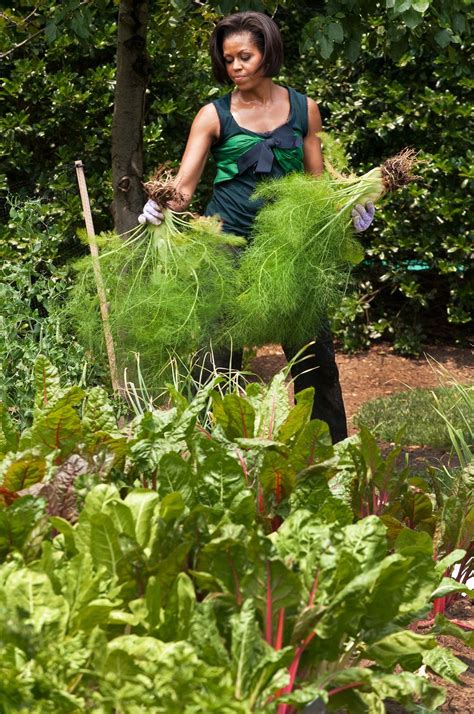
[222,32,264,88]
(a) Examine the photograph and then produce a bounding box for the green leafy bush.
[1,357,472,711]
[2,2,472,353]
[0,200,98,428]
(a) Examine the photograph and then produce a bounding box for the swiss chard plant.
[1,356,473,712]
[0,482,471,712]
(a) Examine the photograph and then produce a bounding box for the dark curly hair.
[209,11,284,85]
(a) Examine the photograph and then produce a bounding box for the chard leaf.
[193,435,246,508]
[159,491,186,523]
[436,494,474,555]
[289,471,336,518]
[60,552,121,630]
[82,386,119,444]
[275,509,330,564]
[22,454,88,523]
[259,449,297,501]
[33,355,61,412]
[129,410,185,474]
[360,554,412,628]
[343,516,388,565]
[75,599,122,630]
[102,647,141,678]
[380,514,405,544]
[198,523,249,600]
[364,630,436,669]
[149,538,192,602]
[395,528,434,556]
[431,576,474,599]
[0,496,47,559]
[145,575,162,631]
[74,484,121,554]
[291,604,322,645]
[276,387,314,443]
[423,645,468,684]
[229,490,255,526]
[435,548,466,574]
[231,600,262,700]
[157,572,195,641]
[172,378,218,441]
[30,400,83,458]
[189,601,229,667]
[247,645,293,709]
[212,392,256,439]
[104,499,136,541]
[393,536,439,619]
[252,371,291,439]
[277,686,326,706]
[49,515,77,556]
[242,557,302,627]
[158,452,195,505]
[0,449,48,491]
[433,613,474,647]
[89,512,124,578]
[4,568,69,638]
[82,483,121,516]
[369,670,445,711]
[401,491,434,526]
[290,418,333,472]
[98,636,241,711]
[234,437,283,450]
[166,384,189,415]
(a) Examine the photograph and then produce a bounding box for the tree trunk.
[111,0,150,234]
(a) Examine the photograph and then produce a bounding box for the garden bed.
[252,342,473,427]
[251,340,473,468]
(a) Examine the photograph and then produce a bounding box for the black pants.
[282,330,348,444]
[195,328,348,444]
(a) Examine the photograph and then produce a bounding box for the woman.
[140,11,374,443]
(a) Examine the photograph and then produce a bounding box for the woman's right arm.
[166,103,220,211]
[140,103,220,223]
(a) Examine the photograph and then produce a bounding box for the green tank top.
[204,86,308,237]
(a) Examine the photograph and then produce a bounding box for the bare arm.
[167,103,220,211]
[303,97,324,176]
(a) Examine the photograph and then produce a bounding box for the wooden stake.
[74,160,121,395]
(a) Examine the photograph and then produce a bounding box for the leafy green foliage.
[299,0,471,63]
[294,4,472,351]
[0,200,99,429]
[0,357,472,711]
[2,0,472,354]
[63,214,244,392]
[226,170,364,348]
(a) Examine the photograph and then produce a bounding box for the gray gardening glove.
[138,198,164,226]
[352,201,375,233]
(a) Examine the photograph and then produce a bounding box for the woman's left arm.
[303,97,375,232]
[303,97,324,176]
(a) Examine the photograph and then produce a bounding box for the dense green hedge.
[1,1,472,362]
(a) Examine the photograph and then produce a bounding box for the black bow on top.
[236,124,303,175]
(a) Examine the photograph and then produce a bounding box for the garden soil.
[252,340,473,712]
[251,341,473,467]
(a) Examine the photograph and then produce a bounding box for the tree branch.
[0,0,91,60]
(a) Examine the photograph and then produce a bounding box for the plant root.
[381,148,422,192]
[143,164,184,207]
